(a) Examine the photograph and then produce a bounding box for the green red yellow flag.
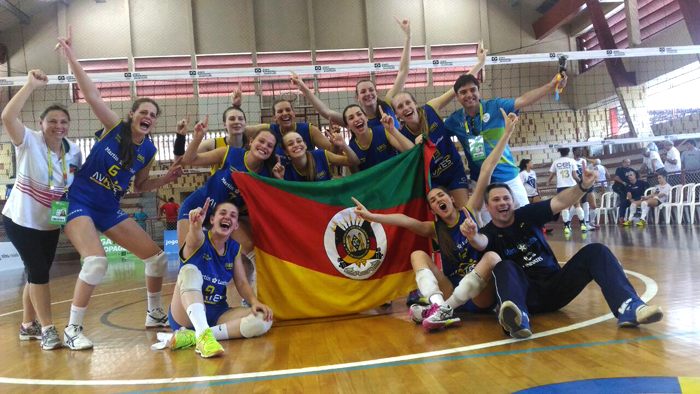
[232,143,434,320]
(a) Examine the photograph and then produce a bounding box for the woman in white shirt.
[518,159,539,203]
[1,70,82,350]
[633,173,672,226]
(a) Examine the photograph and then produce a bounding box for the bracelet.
[174,133,186,156]
[577,182,589,192]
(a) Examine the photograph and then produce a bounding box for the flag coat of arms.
[233,144,434,320]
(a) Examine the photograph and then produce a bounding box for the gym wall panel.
[312,0,367,50]
[424,0,481,45]
[365,0,425,48]
[192,0,256,54]
[253,0,311,52]
[3,5,61,76]
[66,0,132,60]
[129,0,192,57]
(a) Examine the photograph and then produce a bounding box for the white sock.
[640,201,649,220]
[589,209,597,223]
[41,324,54,333]
[186,303,209,337]
[446,271,487,309]
[629,204,637,219]
[582,202,590,222]
[21,321,33,329]
[147,291,162,311]
[211,323,229,341]
[561,208,570,223]
[575,207,585,222]
[415,268,444,305]
[69,304,87,326]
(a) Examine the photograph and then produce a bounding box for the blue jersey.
[203,147,271,209]
[179,230,241,307]
[68,122,156,209]
[283,149,332,182]
[444,98,519,183]
[399,104,467,187]
[270,122,314,159]
[435,207,482,282]
[349,127,398,171]
[367,100,400,133]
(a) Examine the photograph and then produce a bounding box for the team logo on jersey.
[482,113,490,123]
[517,243,528,252]
[137,154,145,163]
[324,207,387,280]
[203,254,212,261]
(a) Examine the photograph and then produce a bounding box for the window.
[430,44,482,86]
[134,56,194,99]
[196,53,255,97]
[315,49,371,92]
[73,58,130,103]
[372,46,427,90]
[257,51,313,96]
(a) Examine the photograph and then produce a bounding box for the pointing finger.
[203,114,209,128]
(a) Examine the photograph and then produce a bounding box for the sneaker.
[617,218,625,225]
[498,301,532,339]
[406,289,428,306]
[195,328,224,358]
[580,224,587,233]
[41,326,63,350]
[623,220,634,226]
[617,298,664,327]
[421,303,461,332]
[145,307,169,328]
[637,219,646,227]
[586,222,597,231]
[19,320,42,340]
[563,224,571,235]
[408,303,431,323]
[169,328,196,350]
[64,324,93,350]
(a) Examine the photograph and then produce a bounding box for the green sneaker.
[195,328,224,358]
[169,328,196,350]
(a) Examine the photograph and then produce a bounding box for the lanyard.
[47,141,67,192]
[463,103,483,136]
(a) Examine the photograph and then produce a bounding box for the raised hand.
[176,114,191,135]
[272,156,285,179]
[164,157,184,183]
[459,208,478,239]
[476,40,488,64]
[193,114,209,139]
[189,197,211,228]
[230,81,243,106]
[328,120,346,147]
[499,107,519,134]
[394,17,411,37]
[55,24,74,59]
[289,70,304,88]
[352,197,374,221]
[27,70,48,88]
[414,135,424,145]
[552,71,568,90]
[581,167,597,189]
[379,106,395,132]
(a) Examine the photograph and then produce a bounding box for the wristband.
[577,181,589,192]
[174,134,186,156]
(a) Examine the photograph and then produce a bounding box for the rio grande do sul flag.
[232,143,435,320]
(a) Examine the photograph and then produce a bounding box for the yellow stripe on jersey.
[210,137,228,175]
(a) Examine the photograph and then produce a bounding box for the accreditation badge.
[469,135,486,161]
[49,200,69,225]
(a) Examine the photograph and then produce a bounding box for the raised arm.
[1,70,48,145]
[460,207,489,252]
[327,131,360,168]
[290,71,344,124]
[56,25,120,132]
[309,124,332,151]
[182,198,209,259]
[467,108,518,212]
[550,167,597,214]
[546,171,555,186]
[181,115,227,167]
[380,106,413,152]
[352,197,435,240]
[514,72,567,111]
[133,157,183,193]
[384,18,412,102]
[427,41,487,111]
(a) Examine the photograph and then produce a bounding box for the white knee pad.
[144,251,168,278]
[240,313,272,338]
[177,264,203,294]
[79,256,108,286]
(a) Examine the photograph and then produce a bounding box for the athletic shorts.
[556,186,577,194]
[66,199,129,232]
[433,172,470,192]
[168,303,232,331]
[179,189,207,221]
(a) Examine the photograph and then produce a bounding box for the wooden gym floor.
[0,224,699,393]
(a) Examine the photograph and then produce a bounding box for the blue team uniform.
[283,149,332,182]
[179,147,270,221]
[367,100,400,133]
[399,104,468,191]
[270,122,314,160]
[348,127,398,171]
[168,230,242,330]
[67,122,157,232]
[444,98,519,183]
[435,207,492,313]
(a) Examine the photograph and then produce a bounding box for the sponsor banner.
[163,230,179,255]
[507,132,700,153]
[99,236,138,260]
[1,45,698,86]
[0,242,23,272]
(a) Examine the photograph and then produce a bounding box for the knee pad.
[144,251,168,278]
[79,256,108,286]
[239,313,272,338]
[177,264,203,294]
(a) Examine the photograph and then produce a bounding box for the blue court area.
[517,377,700,394]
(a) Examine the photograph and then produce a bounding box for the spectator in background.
[613,159,640,225]
[519,159,539,203]
[159,198,180,231]
[622,172,650,225]
[681,139,700,173]
[641,146,665,177]
[662,141,681,184]
[134,206,148,231]
[595,159,609,187]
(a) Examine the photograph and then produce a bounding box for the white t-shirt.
[2,127,82,231]
[643,151,664,173]
[653,183,672,203]
[664,146,681,173]
[596,164,608,183]
[550,157,578,188]
[519,170,538,197]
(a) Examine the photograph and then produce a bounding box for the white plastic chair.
[682,183,699,224]
[674,183,695,223]
[596,192,618,225]
[656,184,682,224]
